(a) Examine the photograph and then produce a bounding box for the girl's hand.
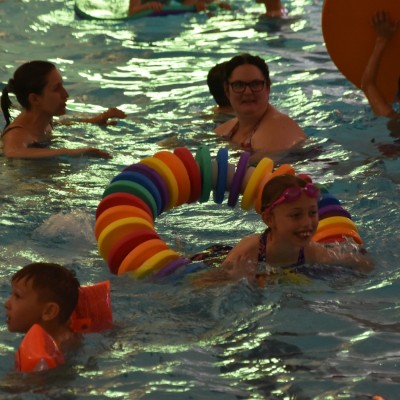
[223,256,258,283]
[372,10,399,41]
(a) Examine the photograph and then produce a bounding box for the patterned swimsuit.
[258,228,305,266]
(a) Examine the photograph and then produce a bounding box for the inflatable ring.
[96,192,153,220]
[316,216,358,234]
[174,147,202,203]
[94,205,154,240]
[153,151,191,206]
[228,151,250,208]
[140,156,179,211]
[196,146,212,203]
[214,147,229,204]
[96,146,364,279]
[241,158,274,211]
[123,163,170,212]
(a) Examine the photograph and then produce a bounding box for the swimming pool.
[1,0,400,398]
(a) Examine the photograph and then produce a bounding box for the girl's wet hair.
[261,174,309,212]
[224,53,271,87]
[12,262,80,323]
[1,60,55,127]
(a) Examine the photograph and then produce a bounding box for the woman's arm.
[361,11,399,117]
[59,107,126,126]
[2,129,111,159]
[3,146,111,159]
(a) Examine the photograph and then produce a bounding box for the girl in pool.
[214,53,306,160]
[192,174,373,286]
[1,60,126,159]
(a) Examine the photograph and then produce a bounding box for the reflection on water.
[0,0,400,398]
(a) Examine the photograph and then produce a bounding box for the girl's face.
[4,277,47,333]
[33,68,69,116]
[265,193,319,247]
[225,64,269,116]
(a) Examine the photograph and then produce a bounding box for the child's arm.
[308,241,374,274]
[361,11,399,117]
[190,235,259,287]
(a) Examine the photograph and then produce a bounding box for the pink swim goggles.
[263,183,320,214]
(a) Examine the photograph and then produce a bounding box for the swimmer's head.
[260,174,319,214]
[1,61,56,126]
[207,62,231,107]
[11,262,80,324]
[224,53,271,87]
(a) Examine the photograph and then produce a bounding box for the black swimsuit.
[2,125,50,148]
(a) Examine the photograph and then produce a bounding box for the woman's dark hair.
[261,174,308,212]
[224,53,271,87]
[1,60,55,127]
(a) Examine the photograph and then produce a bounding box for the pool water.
[1,0,400,398]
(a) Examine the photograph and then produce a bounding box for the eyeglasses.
[262,183,320,214]
[228,80,266,93]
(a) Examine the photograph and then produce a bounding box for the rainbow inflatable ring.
[95,146,363,279]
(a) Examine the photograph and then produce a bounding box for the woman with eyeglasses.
[214,53,306,158]
[191,175,373,287]
[1,60,126,159]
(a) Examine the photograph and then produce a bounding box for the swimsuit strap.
[222,120,239,141]
[223,106,269,150]
[258,228,269,262]
[1,125,23,138]
[258,228,305,266]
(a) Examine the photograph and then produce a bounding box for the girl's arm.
[361,11,399,117]
[191,235,259,287]
[308,241,374,274]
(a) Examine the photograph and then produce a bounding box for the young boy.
[5,262,81,356]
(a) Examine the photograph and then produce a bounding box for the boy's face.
[4,277,48,333]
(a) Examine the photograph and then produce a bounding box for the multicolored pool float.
[15,281,113,372]
[95,146,363,280]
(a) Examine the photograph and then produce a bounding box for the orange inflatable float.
[322,0,400,104]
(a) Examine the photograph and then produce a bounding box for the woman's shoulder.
[1,124,25,138]
[214,117,237,135]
